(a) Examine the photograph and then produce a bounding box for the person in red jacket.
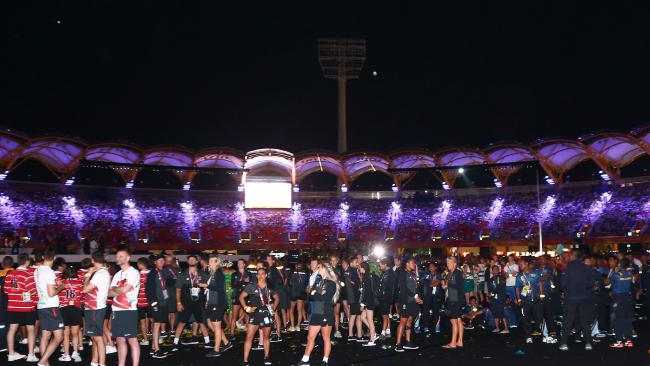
[4,254,37,362]
[59,266,83,363]
[136,258,151,346]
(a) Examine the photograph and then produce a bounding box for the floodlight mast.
[318,38,366,154]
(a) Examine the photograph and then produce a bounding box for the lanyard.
[259,286,270,306]
[157,270,165,289]
[189,271,198,286]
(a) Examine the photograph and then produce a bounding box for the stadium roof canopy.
[0,126,647,186]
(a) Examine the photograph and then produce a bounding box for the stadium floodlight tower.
[318,38,366,154]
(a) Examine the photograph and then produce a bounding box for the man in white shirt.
[35,250,65,366]
[109,247,140,366]
[83,252,111,366]
[504,255,519,302]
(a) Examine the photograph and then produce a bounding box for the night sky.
[3,2,650,153]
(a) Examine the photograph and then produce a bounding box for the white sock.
[173,337,179,345]
[301,355,309,362]
[204,336,210,344]
[322,357,329,363]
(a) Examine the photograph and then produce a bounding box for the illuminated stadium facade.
[0,127,648,187]
[0,126,649,253]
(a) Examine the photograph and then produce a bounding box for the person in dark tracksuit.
[641,260,650,321]
[559,250,598,351]
[537,259,558,343]
[487,265,508,333]
[420,262,441,337]
[609,258,635,348]
[378,258,395,339]
[594,258,612,337]
[515,258,548,344]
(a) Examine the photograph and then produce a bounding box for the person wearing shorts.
[35,250,65,366]
[5,254,38,362]
[359,262,379,346]
[240,267,279,366]
[202,254,233,357]
[442,256,466,349]
[136,257,151,346]
[266,255,288,342]
[146,255,170,358]
[378,258,396,339]
[297,262,338,366]
[109,247,141,366]
[83,252,111,366]
[394,258,423,352]
[59,265,84,362]
[173,255,210,348]
[163,254,180,330]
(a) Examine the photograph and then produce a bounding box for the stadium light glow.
[182,182,191,191]
[372,244,386,258]
[62,196,76,206]
[598,170,611,181]
[458,167,465,174]
[64,177,75,186]
[340,184,348,193]
[340,202,349,211]
[442,182,451,190]
[122,199,136,208]
[0,170,8,181]
[125,180,134,189]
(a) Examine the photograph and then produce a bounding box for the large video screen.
[244,180,292,209]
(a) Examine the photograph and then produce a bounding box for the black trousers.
[519,301,537,337]
[560,301,593,345]
[537,297,556,335]
[612,293,634,341]
[596,294,611,333]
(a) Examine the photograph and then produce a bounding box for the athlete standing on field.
[109,247,140,366]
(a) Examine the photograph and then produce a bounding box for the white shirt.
[88,268,111,310]
[110,266,140,311]
[35,265,59,309]
[504,263,519,287]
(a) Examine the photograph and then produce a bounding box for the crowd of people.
[0,180,648,251]
[0,246,647,365]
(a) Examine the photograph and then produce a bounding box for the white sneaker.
[139,339,150,346]
[71,352,82,363]
[526,337,533,344]
[19,339,28,345]
[26,354,39,362]
[543,337,557,344]
[334,331,342,339]
[58,354,72,362]
[105,345,117,354]
[8,353,26,362]
[90,362,99,366]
